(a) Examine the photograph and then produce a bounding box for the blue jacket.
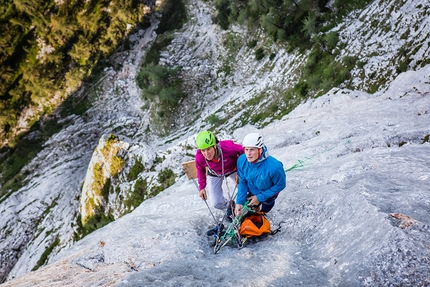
[236,146,286,205]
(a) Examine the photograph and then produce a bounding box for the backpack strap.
[270,220,285,235]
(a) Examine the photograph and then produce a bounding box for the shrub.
[207,114,222,125]
[255,48,265,60]
[156,0,187,34]
[247,40,258,48]
[150,168,176,195]
[127,158,145,181]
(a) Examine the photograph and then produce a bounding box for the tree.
[301,15,317,38]
[68,36,92,65]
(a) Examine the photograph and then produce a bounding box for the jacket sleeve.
[195,152,207,190]
[255,160,286,203]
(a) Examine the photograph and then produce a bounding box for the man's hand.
[235,204,243,216]
[199,189,207,200]
[247,195,260,206]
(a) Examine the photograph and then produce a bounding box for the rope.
[285,139,351,172]
[270,220,286,235]
[184,164,218,225]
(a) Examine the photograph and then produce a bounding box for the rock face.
[80,134,130,226]
[1,0,430,284]
[0,18,158,283]
[0,66,429,286]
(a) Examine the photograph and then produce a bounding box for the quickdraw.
[213,202,251,254]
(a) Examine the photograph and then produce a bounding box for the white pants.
[207,172,237,210]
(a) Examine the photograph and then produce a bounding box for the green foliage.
[110,156,125,177]
[250,113,264,124]
[396,60,409,73]
[210,0,374,109]
[153,155,165,166]
[124,177,148,211]
[213,0,231,30]
[151,168,176,195]
[422,134,429,144]
[324,32,339,50]
[143,35,174,66]
[31,237,60,271]
[301,16,317,38]
[156,0,187,34]
[342,55,358,69]
[101,178,111,203]
[207,114,223,126]
[137,64,184,108]
[255,48,265,60]
[137,0,183,115]
[159,86,184,106]
[294,81,309,98]
[80,212,115,238]
[332,0,374,16]
[219,64,232,76]
[59,91,91,118]
[0,0,150,145]
[247,40,258,48]
[127,158,145,181]
[91,163,105,193]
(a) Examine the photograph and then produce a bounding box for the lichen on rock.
[80,134,129,226]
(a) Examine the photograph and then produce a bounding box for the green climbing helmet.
[196,130,216,149]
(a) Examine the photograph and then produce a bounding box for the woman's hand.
[199,189,207,200]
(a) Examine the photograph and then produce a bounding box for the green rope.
[285,159,307,172]
[285,139,351,172]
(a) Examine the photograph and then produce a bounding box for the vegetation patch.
[31,237,60,271]
[127,158,146,181]
[137,64,184,108]
[100,134,126,177]
[211,0,374,127]
[155,0,188,35]
[255,48,265,60]
[79,211,115,239]
[135,0,188,135]
[150,169,176,195]
[124,177,149,213]
[0,0,151,145]
[0,115,71,197]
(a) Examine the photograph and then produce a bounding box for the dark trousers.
[247,192,278,213]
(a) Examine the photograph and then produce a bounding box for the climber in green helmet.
[195,130,244,222]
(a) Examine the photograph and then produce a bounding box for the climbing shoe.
[207,224,224,236]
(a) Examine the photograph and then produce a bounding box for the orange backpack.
[239,213,271,238]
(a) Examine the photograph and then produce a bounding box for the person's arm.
[255,160,286,202]
[195,153,208,200]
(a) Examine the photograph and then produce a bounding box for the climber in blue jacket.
[235,133,286,216]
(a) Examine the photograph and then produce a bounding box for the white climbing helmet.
[242,133,264,148]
